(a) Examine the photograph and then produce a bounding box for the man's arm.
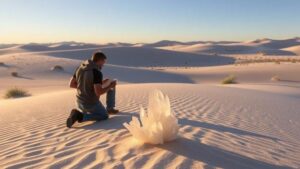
[69,77,77,89]
[102,78,109,84]
[94,81,116,98]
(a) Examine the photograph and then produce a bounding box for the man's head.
[92,52,107,69]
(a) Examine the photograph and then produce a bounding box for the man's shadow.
[73,112,135,130]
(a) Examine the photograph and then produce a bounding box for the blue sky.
[1,0,300,43]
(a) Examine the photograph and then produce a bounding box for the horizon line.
[1,37,300,45]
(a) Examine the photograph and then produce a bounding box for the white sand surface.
[163,63,300,84]
[1,41,300,168]
[0,45,234,96]
[1,84,300,169]
[283,45,300,56]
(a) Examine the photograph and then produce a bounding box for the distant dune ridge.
[0,38,300,168]
[158,38,300,56]
[1,37,300,56]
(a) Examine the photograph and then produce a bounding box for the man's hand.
[109,80,117,88]
[94,80,117,97]
[102,78,110,84]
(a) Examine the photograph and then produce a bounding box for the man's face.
[96,59,106,69]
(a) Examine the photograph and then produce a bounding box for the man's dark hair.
[92,52,107,62]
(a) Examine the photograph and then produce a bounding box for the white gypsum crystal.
[123,90,179,144]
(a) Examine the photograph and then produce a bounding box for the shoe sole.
[66,117,74,128]
[67,109,80,128]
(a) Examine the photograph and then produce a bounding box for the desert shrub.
[271,75,280,81]
[11,72,18,77]
[275,61,281,64]
[4,88,30,99]
[0,62,4,66]
[257,51,266,56]
[222,75,237,84]
[51,65,64,71]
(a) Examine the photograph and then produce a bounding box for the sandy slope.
[0,46,233,96]
[0,84,300,169]
[1,42,300,168]
[283,45,300,56]
[163,63,300,84]
[159,43,296,56]
[1,51,299,97]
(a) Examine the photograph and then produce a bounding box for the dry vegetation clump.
[257,51,267,56]
[234,57,300,65]
[275,61,281,64]
[51,65,64,72]
[0,62,5,66]
[271,75,280,82]
[11,71,19,77]
[222,75,237,84]
[4,87,30,99]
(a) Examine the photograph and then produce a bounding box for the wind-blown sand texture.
[1,39,300,168]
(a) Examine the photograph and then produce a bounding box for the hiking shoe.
[66,109,82,128]
[107,108,119,114]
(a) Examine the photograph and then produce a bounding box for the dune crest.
[123,90,179,144]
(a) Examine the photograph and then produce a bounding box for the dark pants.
[77,89,115,121]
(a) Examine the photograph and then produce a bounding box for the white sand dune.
[0,47,211,95]
[283,45,300,56]
[142,40,187,48]
[0,45,28,55]
[0,45,235,66]
[0,84,299,168]
[255,38,300,49]
[0,44,18,50]
[156,38,300,56]
[2,37,300,56]
[0,52,193,97]
[0,44,98,56]
[2,46,298,96]
[0,42,132,56]
[163,63,300,84]
[1,41,300,168]
[160,42,297,56]
[41,46,234,67]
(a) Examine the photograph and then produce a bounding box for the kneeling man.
[67,52,119,128]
